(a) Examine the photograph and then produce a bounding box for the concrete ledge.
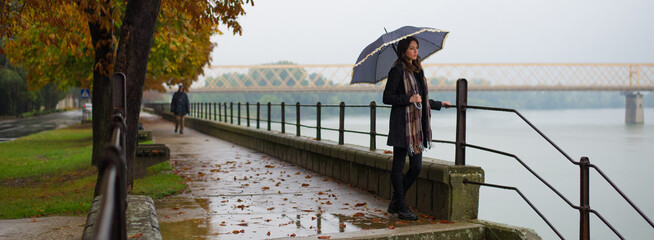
[158,111,484,221]
[284,222,486,240]
[134,144,170,179]
[83,195,162,240]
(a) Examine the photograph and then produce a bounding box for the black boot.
[387,194,400,214]
[174,127,178,133]
[397,199,418,220]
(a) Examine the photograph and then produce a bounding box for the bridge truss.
[186,63,654,92]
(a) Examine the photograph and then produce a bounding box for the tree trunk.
[113,0,161,192]
[88,2,115,196]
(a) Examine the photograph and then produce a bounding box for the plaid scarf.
[403,70,432,156]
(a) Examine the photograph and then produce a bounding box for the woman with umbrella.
[383,36,450,220]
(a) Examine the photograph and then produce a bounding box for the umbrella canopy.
[351,26,449,84]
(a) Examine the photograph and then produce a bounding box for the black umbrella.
[351,26,449,84]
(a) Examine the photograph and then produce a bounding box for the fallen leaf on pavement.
[237,223,248,226]
[267,207,275,210]
[388,225,395,229]
[318,236,331,239]
[128,233,143,238]
[302,183,310,187]
[353,212,364,217]
[355,203,367,207]
[232,230,240,234]
[339,223,346,228]
[384,150,392,154]
[267,232,271,236]
[438,220,455,224]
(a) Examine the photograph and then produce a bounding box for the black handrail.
[85,72,128,240]
[463,180,565,240]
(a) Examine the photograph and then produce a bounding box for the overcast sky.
[209,0,654,65]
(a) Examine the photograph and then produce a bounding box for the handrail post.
[230,102,233,124]
[237,102,241,125]
[110,72,127,240]
[339,102,345,145]
[203,102,206,119]
[296,102,301,136]
[316,102,322,140]
[281,102,286,133]
[580,156,591,240]
[257,102,261,129]
[455,78,468,165]
[370,101,377,150]
[218,102,222,121]
[246,102,250,127]
[224,103,227,123]
[213,102,217,121]
[267,102,271,131]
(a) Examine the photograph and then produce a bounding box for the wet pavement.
[0,110,84,142]
[140,112,441,239]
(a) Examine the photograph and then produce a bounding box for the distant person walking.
[383,36,450,220]
[171,84,190,134]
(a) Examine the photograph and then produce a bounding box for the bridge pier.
[625,92,644,124]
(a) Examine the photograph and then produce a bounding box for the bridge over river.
[174,63,653,123]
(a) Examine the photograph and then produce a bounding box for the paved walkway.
[142,113,442,239]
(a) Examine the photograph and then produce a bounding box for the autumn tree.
[1,0,254,192]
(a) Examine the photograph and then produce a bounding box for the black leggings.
[391,146,422,198]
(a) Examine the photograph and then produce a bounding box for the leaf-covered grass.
[0,124,186,219]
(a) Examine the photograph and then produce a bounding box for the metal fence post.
[370,101,376,150]
[281,102,286,133]
[580,156,590,240]
[267,102,271,131]
[230,102,233,124]
[455,78,468,165]
[224,103,228,123]
[219,102,222,122]
[296,102,301,136]
[316,102,321,141]
[246,102,250,127]
[214,102,217,121]
[238,102,241,125]
[339,102,345,145]
[257,102,261,129]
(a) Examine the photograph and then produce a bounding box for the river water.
[274,107,654,239]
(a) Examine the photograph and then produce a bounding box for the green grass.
[0,124,187,219]
[134,161,187,199]
[0,175,97,218]
[0,128,93,179]
[139,140,154,145]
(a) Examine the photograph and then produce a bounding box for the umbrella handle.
[414,102,422,110]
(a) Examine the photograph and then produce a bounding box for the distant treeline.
[0,54,67,116]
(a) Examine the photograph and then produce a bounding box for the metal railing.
[453,79,653,240]
[83,73,128,240]
[147,78,652,239]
